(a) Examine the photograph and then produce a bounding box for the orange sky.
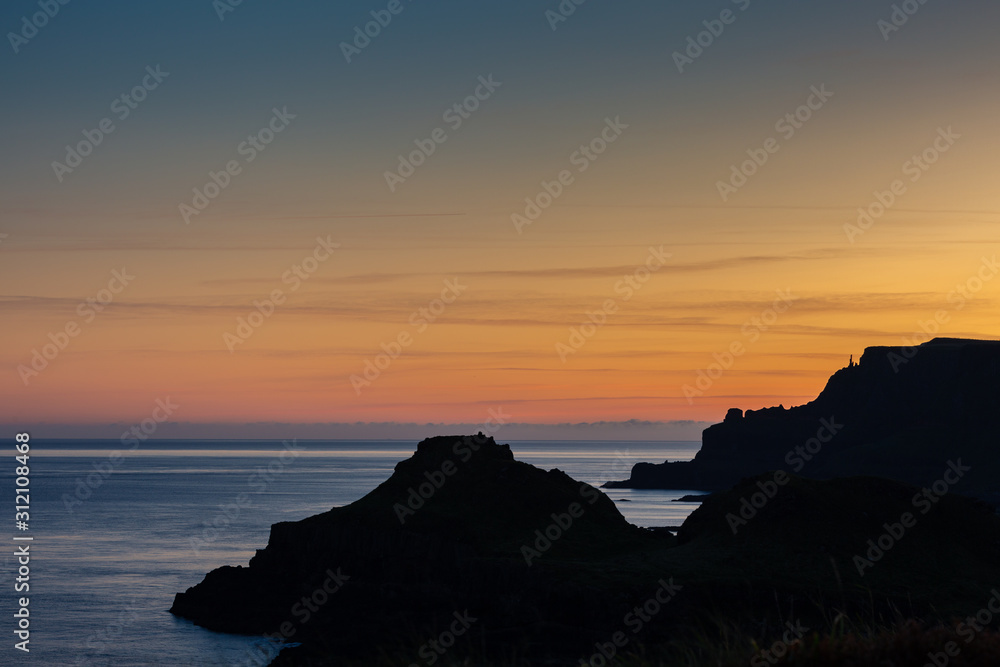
[2,2,998,436]
[4,204,998,430]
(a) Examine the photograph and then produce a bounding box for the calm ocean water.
[3,439,702,666]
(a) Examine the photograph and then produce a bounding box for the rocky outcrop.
[170,434,662,664]
[606,338,1000,494]
[171,427,1000,665]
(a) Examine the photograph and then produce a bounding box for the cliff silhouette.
[172,425,1000,665]
[606,337,1000,498]
[171,435,663,663]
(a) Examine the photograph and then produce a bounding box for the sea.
[3,439,703,666]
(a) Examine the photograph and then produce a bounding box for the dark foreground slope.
[171,435,664,663]
[607,337,1000,495]
[172,433,1000,666]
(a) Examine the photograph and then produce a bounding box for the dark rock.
[605,337,1000,495]
[170,434,657,663]
[672,494,708,503]
[170,431,1000,665]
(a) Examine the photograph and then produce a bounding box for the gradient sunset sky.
[2,0,998,438]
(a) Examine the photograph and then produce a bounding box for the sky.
[1,0,998,439]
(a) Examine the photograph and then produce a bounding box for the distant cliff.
[606,337,1000,495]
